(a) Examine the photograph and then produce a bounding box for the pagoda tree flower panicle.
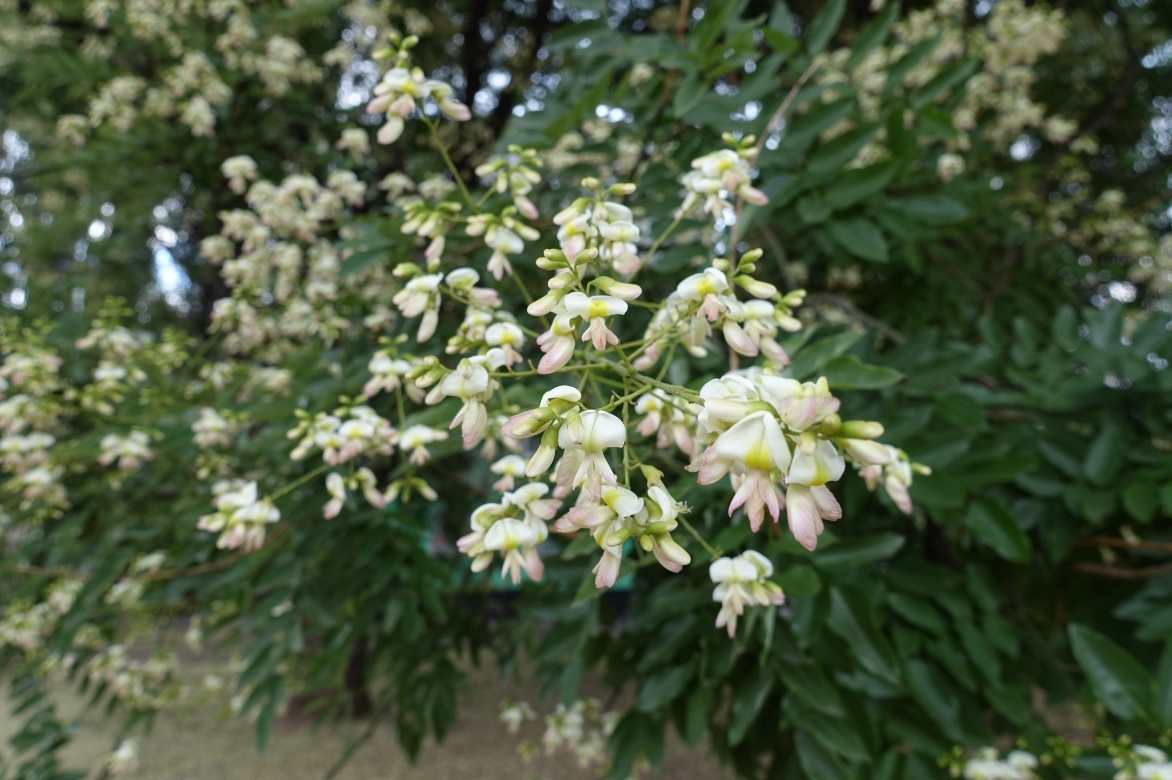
[961,747,1040,780]
[458,481,558,584]
[709,550,784,638]
[196,480,280,551]
[366,31,469,145]
[474,146,544,219]
[680,139,768,220]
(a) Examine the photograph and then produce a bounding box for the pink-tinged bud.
[525,439,557,478]
[538,337,574,374]
[734,275,778,299]
[522,549,544,582]
[593,549,622,589]
[461,401,489,449]
[841,438,891,466]
[840,420,884,439]
[514,195,538,220]
[502,409,553,439]
[425,236,445,266]
[323,498,343,520]
[760,338,790,366]
[527,291,561,317]
[785,486,821,551]
[441,99,471,122]
[417,308,438,342]
[722,321,759,357]
[652,537,691,572]
[885,476,913,515]
[562,234,586,262]
[367,95,392,113]
[390,94,415,117]
[377,117,405,145]
[738,185,768,206]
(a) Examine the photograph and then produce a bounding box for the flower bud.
[840,420,884,439]
[734,275,778,299]
[594,277,643,301]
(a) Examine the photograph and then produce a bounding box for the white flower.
[694,411,789,533]
[197,481,280,551]
[555,410,626,497]
[399,425,448,464]
[490,454,527,491]
[561,293,628,350]
[438,360,494,449]
[708,550,784,638]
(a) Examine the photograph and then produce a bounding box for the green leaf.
[784,697,869,761]
[849,1,900,66]
[1083,423,1124,484]
[341,245,393,275]
[804,0,846,55]
[1068,623,1154,722]
[965,499,1031,563]
[775,564,823,597]
[795,730,848,779]
[778,661,845,717]
[827,589,901,685]
[1122,482,1158,523]
[636,665,693,712]
[828,217,889,262]
[807,125,877,175]
[671,72,708,118]
[822,355,903,389]
[887,195,969,224]
[815,532,905,570]
[1157,641,1172,728]
[913,57,979,106]
[682,685,712,745]
[786,328,863,379]
[905,659,963,741]
[773,98,854,160]
[823,161,897,210]
[887,593,948,635]
[728,667,772,746]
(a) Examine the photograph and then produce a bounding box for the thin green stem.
[678,515,721,560]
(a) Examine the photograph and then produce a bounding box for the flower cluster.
[366,30,470,145]
[690,370,894,548]
[959,748,1039,780]
[287,404,396,465]
[1114,746,1172,780]
[708,550,785,637]
[196,480,280,551]
[98,431,155,472]
[500,698,620,772]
